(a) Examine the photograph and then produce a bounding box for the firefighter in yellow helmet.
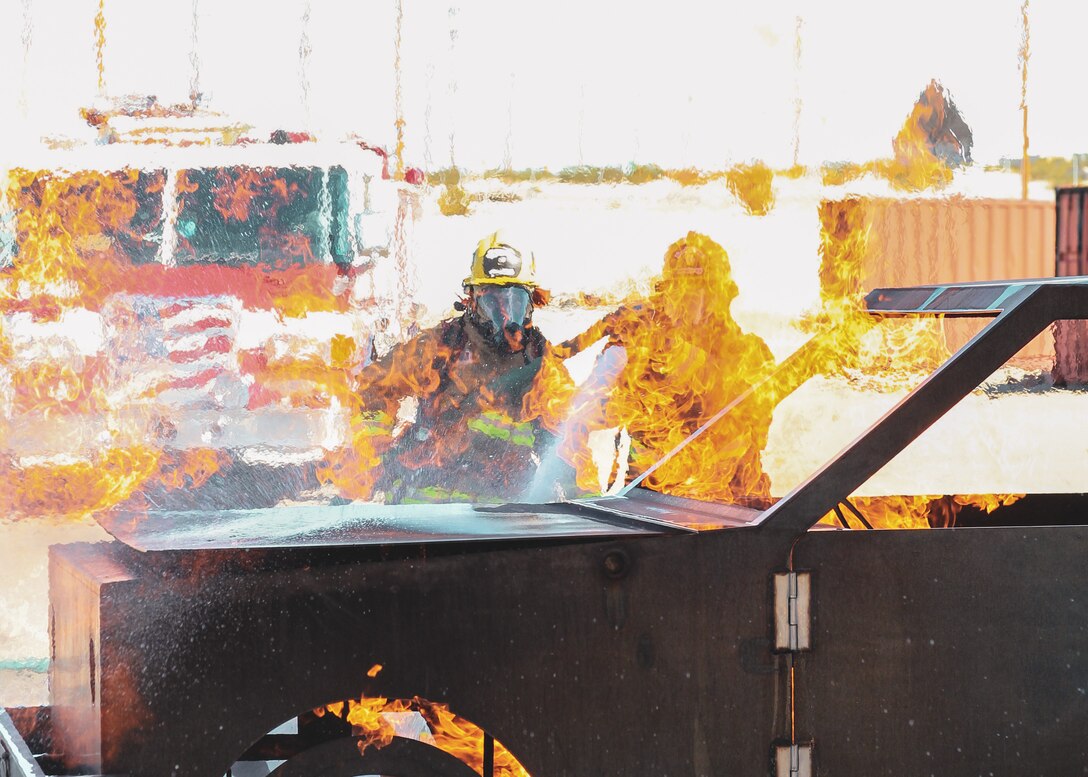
[332,231,577,504]
[461,232,551,352]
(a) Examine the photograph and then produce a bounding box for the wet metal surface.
[589,487,765,530]
[97,486,773,552]
[96,500,664,552]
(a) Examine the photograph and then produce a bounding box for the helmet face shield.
[470,285,533,351]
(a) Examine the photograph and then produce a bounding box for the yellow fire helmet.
[465,231,540,289]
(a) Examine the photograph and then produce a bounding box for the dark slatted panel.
[1053,188,1088,384]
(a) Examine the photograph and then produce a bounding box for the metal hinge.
[774,743,813,777]
[773,571,811,652]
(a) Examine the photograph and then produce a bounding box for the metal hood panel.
[95,500,665,552]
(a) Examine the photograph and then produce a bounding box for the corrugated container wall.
[1053,187,1088,385]
[823,197,1056,362]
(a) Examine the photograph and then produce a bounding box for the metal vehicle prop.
[3,277,1088,776]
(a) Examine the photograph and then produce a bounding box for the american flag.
[103,294,249,411]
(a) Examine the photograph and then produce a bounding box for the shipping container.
[1056,187,1088,276]
[1053,187,1088,385]
[825,197,1056,362]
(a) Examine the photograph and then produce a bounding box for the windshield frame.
[575,277,1088,540]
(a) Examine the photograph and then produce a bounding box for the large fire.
[0,123,1020,530]
[813,196,950,380]
[0,164,356,521]
[554,232,777,503]
[808,197,1022,528]
[0,447,230,520]
[316,308,574,503]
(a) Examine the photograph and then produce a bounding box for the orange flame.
[1,165,353,520]
[819,493,1024,530]
[3,168,159,317]
[879,81,955,192]
[811,197,949,382]
[318,695,530,777]
[556,232,776,502]
[239,338,356,411]
[154,448,230,492]
[316,329,452,500]
[819,82,965,192]
[0,447,162,520]
[419,700,528,777]
[520,344,577,435]
[725,161,776,216]
[9,357,109,416]
[210,168,272,222]
[808,198,1022,528]
[319,313,575,502]
[0,448,232,521]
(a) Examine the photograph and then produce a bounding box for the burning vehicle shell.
[3,277,1088,776]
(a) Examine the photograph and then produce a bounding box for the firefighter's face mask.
[469,285,533,352]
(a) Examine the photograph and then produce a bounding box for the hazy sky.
[0,0,1084,170]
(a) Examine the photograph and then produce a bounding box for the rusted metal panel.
[47,544,138,774]
[49,534,789,777]
[830,197,1057,361]
[793,525,1088,775]
[1056,187,1088,276]
[1053,187,1088,384]
[48,515,1088,775]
